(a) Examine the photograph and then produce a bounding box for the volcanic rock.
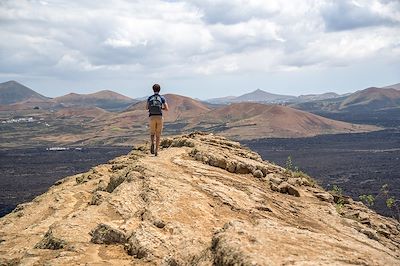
[0,133,399,265]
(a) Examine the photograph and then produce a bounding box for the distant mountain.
[383,83,400,90]
[338,87,400,112]
[298,92,340,102]
[0,81,137,111]
[53,90,136,111]
[293,86,400,112]
[291,86,400,127]
[207,89,342,104]
[206,96,237,104]
[290,96,346,113]
[206,89,296,104]
[0,90,382,147]
[186,102,379,139]
[0,80,49,105]
[234,89,297,103]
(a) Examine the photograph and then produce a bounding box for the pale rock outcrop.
[0,132,399,265]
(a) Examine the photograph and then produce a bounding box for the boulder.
[332,194,351,204]
[93,180,108,192]
[75,174,88,184]
[278,182,300,197]
[226,161,236,173]
[270,183,279,192]
[125,233,151,259]
[299,177,316,187]
[360,228,379,241]
[35,229,66,250]
[259,166,269,176]
[111,163,127,171]
[358,212,371,225]
[288,178,301,186]
[253,170,264,178]
[211,222,254,266]
[153,219,166,229]
[236,162,250,174]
[90,223,127,244]
[314,192,334,203]
[90,191,109,205]
[164,137,196,148]
[106,175,126,193]
[209,155,227,169]
[267,174,283,185]
[160,138,173,148]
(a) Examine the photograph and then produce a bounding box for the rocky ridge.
[0,133,399,265]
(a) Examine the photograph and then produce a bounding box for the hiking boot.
[154,150,158,156]
[150,143,155,154]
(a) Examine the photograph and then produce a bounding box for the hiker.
[146,84,169,156]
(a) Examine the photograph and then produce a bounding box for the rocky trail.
[0,133,399,265]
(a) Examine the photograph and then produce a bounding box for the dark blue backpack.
[148,94,163,116]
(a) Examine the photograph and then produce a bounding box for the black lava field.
[243,129,400,218]
[1,130,399,219]
[0,147,131,217]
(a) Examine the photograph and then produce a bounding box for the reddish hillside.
[188,103,380,139]
[339,87,400,111]
[124,94,211,122]
[55,90,132,102]
[0,98,59,111]
[53,90,135,111]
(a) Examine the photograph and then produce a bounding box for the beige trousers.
[149,116,163,137]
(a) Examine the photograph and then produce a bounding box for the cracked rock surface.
[0,133,399,265]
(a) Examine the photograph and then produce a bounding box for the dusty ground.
[0,133,399,265]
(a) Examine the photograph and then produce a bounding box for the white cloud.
[0,0,399,96]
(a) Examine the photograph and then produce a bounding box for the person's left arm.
[163,102,169,111]
[162,97,169,111]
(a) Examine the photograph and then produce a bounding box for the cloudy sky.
[0,0,399,99]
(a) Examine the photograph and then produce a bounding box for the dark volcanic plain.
[0,147,131,217]
[243,129,400,217]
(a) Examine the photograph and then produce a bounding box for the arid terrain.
[0,80,399,221]
[243,129,400,218]
[0,147,131,217]
[2,0,400,263]
[291,86,400,128]
[0,80,384,148]
[0,133,399,265]
[0,98,380,149]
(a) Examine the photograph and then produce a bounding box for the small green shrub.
[285,156,293,171]
[331,185,343,195]
[329,185,345,214]
[335,201,344,214]
[359,184,399,222]
[386,197,395,208]
[359,194,375,206]
[284,155,316,186]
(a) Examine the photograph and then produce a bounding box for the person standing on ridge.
[146,84,169,156]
